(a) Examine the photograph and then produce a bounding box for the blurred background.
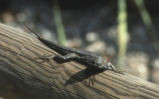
[0,0,159,98]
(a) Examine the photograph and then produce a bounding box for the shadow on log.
[0,23,159,99]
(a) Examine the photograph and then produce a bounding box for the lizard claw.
[106,62,124,74]
[114,70,124,74]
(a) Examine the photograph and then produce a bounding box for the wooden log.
[0,23,159,99]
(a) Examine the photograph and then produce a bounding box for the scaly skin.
[26,26,122,85]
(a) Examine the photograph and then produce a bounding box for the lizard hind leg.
[53,53,79,64]
[36,53,79,64]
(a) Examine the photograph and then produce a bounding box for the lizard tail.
[24,25,42,39]
[24,25,70,55]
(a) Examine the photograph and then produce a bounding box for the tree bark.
[0,23,159,99]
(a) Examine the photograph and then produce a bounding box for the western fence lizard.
[26,26,121,84]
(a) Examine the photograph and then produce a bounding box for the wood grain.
[0,23,159,99]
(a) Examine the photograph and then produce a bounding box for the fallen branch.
[0,23,159,99]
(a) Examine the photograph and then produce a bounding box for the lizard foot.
[88,75,96,86]
[106,62,124,74]
[35,55,55,62]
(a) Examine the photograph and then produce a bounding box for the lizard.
[25,26,121,85]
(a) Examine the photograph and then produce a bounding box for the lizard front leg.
[105,62,116,71]
[104,62,123,73]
